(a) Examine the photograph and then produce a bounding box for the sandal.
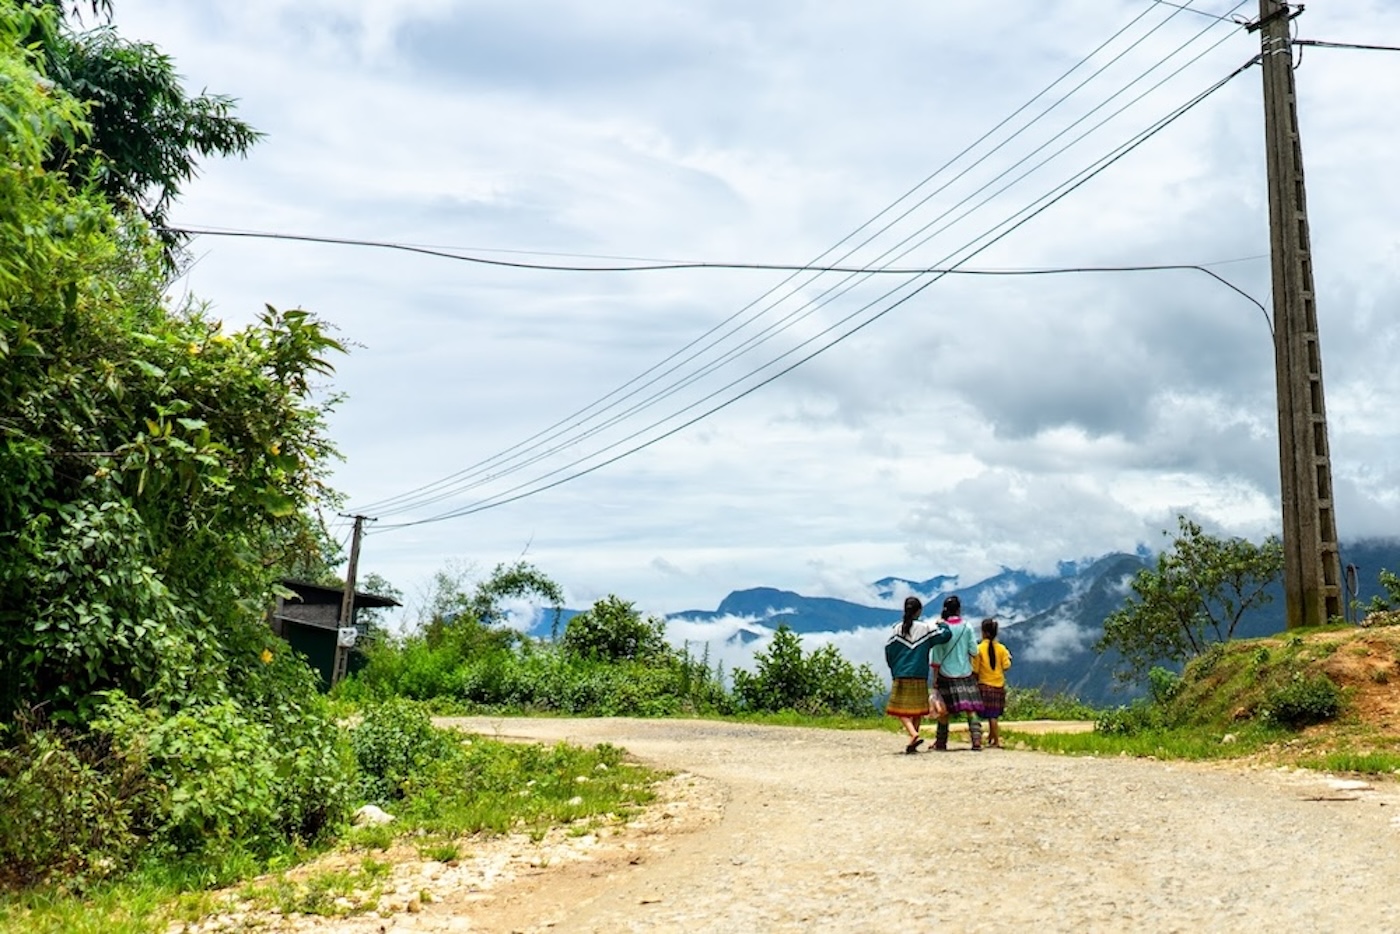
[905,737,924,754]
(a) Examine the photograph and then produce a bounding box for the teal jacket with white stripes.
[884,620,952,680]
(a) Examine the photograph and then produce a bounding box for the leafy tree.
[0,3,345,720]
[354,570,402,642]
[1096,516,1283,682]
[1365,568,1400,613]
[0,6,354,873]
[467,561,564,633]
[21,0,261,265]
[562,595,669,663]
[732,625,881,716]
[419,560,563,653]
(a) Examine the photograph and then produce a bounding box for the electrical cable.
[1150,0,1248,24]
[375,57,1259,530]
[364,5,1252,519]
[162,226,1266,277]
[361,5,1251,519]
[348,1,1213,517]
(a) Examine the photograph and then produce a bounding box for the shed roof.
[280,579,401,609]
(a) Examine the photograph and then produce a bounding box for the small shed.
[270,579,401,690]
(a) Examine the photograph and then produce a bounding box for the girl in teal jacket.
[884,597,952,753]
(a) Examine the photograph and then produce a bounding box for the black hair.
[901,596,923,637]
[941,595,961,620]
[981,617,999,670]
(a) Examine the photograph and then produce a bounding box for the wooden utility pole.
[332,514,368,686]
[1256,0,1341,628]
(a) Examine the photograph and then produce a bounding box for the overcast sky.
[107,1,1400,625]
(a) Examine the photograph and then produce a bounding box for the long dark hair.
[981,617,999,670]
[941,595,961,620]
[901,596,923,637]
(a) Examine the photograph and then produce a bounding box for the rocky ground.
[178,716,1400,933]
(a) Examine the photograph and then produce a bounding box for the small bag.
[928,690,947,719]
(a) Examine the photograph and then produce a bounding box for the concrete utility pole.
[1255,0,1342,628]
[332,514,368,686]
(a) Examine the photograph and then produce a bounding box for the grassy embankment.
[1009,622,1400,776]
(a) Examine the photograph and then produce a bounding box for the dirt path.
[233,718,1400,933]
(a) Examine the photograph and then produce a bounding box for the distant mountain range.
[536,540,1400,707]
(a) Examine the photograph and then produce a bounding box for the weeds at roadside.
[1295,750,1400,776]
[0,704,665,934]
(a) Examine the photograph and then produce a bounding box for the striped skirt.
[936,673,983,716]
[886,677,930,717]
[978,683,1007,719]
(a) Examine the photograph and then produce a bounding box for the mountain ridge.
[656,539,1400,705]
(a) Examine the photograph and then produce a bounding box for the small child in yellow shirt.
[973,617,1012,748]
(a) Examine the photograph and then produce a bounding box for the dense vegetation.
[339,563,885,719]
[0,0,360,884]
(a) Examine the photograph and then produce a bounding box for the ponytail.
[901,597,923,637]
[981,617,999,670]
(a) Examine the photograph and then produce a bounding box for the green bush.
[1261,673,1342,729]
[562,596,668,662]
[220,628,355,842]
[350,700,463,805]
[732,626,881,716]
[1004,688,1100,721]
[0,724,147,889]
[1095,700,1169,737]
[93,694,281,854]
[1147,666,1183,705]
[345,627,733,717]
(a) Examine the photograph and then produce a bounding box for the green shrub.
[1095,700,1169,737]
[93,694,281,855]
[350,700,463,805]
[224,632,355,842]
[732,626,880,716]
[1260,673,1342,729]
[1147,666,1183,705]
[562,596,669,662]
[1003,688,1099,721]
[0,724,147,889]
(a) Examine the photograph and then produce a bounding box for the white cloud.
[1019,610,1099,665]
[105,0,1400,619]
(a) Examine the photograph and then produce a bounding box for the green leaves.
[0,0,348,728]
[1097,516,1284,684]
[561,595,667,663]
[731,625,882,716]
[0,1,356,883]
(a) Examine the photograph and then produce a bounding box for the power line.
[165,226,1265,279]
[375,57,1259,531]
[352,2,1203,518]
[372,29,1254,524]
[362,6,1251,520]
[365,6,1253,520]
[1151,1,1249,25]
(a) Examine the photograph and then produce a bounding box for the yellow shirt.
[972,639,1011,687]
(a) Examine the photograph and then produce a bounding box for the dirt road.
[263,718,1400,933]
